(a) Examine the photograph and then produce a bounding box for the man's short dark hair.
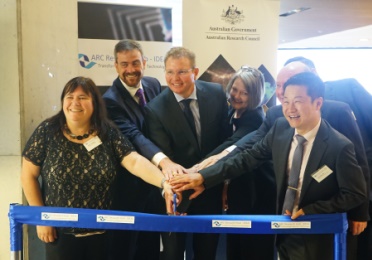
[114,39,144,62]
[284,72,325,101]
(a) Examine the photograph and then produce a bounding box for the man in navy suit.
[171,72,367,260]
[103,40,183,260]
[144,47,230,260]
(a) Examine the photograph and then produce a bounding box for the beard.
[122,72,142,87]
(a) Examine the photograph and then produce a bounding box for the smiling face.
[165,57,199,98]
[115,49,146,87]
[282,84,322,135]
[63,86,94,125]
[229,77,249,116]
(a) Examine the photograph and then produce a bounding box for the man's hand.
[159,157,186,179]
[169,173,206,199]
[36,225,57,243]
[349,220,367,235]
[189,184,205,200]
[284,209,305,220]
[170,173,204,191]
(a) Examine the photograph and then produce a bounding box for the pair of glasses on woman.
[240,65,263,78]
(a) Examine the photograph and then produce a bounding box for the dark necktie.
[180,99,197,139]
[135,88,147,107]
[282,135,307,214]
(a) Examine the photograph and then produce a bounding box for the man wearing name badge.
[103,39,184,260]
[144,47,230,260]
[171,72,367,260]
[284,56,372,260]
[191,61,370,258]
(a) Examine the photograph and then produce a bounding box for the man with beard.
[103,39,184,260]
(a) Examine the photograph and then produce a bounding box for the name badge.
[311,165,333,183]
[84,136,102,152]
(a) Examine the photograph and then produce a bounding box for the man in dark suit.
[284,58,372,172]
[194,61,369,239]
[144,47,230,260]
[171,72,367,260]
[284,56,372,259]
[174,61,369,259]
[103,40,183,260]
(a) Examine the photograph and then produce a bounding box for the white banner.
[183,0,280,104]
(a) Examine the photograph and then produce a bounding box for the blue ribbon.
[8,204,347,259]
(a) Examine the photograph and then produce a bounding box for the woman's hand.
[36,225,57,243]
[196,150,229,171]
[159,158,186,180]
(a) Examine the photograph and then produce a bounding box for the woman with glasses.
[194,66,274,260]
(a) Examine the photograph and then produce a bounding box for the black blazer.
[145,80,230,213]
[201,118,367,216]
[207,106,264,156]
[103,77,162,160]
[232,100,369,220]
[209,106,268,214]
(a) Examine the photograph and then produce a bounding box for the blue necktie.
[282,135,307,214]
[135,88,147,107]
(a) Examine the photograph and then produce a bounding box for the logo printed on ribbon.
[96,215,135,224]
[41,212,78,221]
[271,221,311,229]
[212,220,251,228]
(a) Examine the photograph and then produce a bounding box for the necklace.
[64,125,94,140]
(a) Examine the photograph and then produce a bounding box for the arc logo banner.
[78,2,172,87]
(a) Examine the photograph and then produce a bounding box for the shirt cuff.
[225,145,237,153]
[151,152,168,167]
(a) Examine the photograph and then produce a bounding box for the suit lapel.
[196,82,211,152]
[299,120,328,203]
[114,78,144,122]
[142,78,155,102]
[276,127,295,202]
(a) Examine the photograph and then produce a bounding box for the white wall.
[277,49,372,94]
[1,0,78,259]
[0,0,23,259]
[21,0,78,259]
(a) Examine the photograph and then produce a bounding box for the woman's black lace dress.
[22,121,134,234]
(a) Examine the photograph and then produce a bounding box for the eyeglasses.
[240,65,257,72]
[240,65,263,78]
[165,69,193,77]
